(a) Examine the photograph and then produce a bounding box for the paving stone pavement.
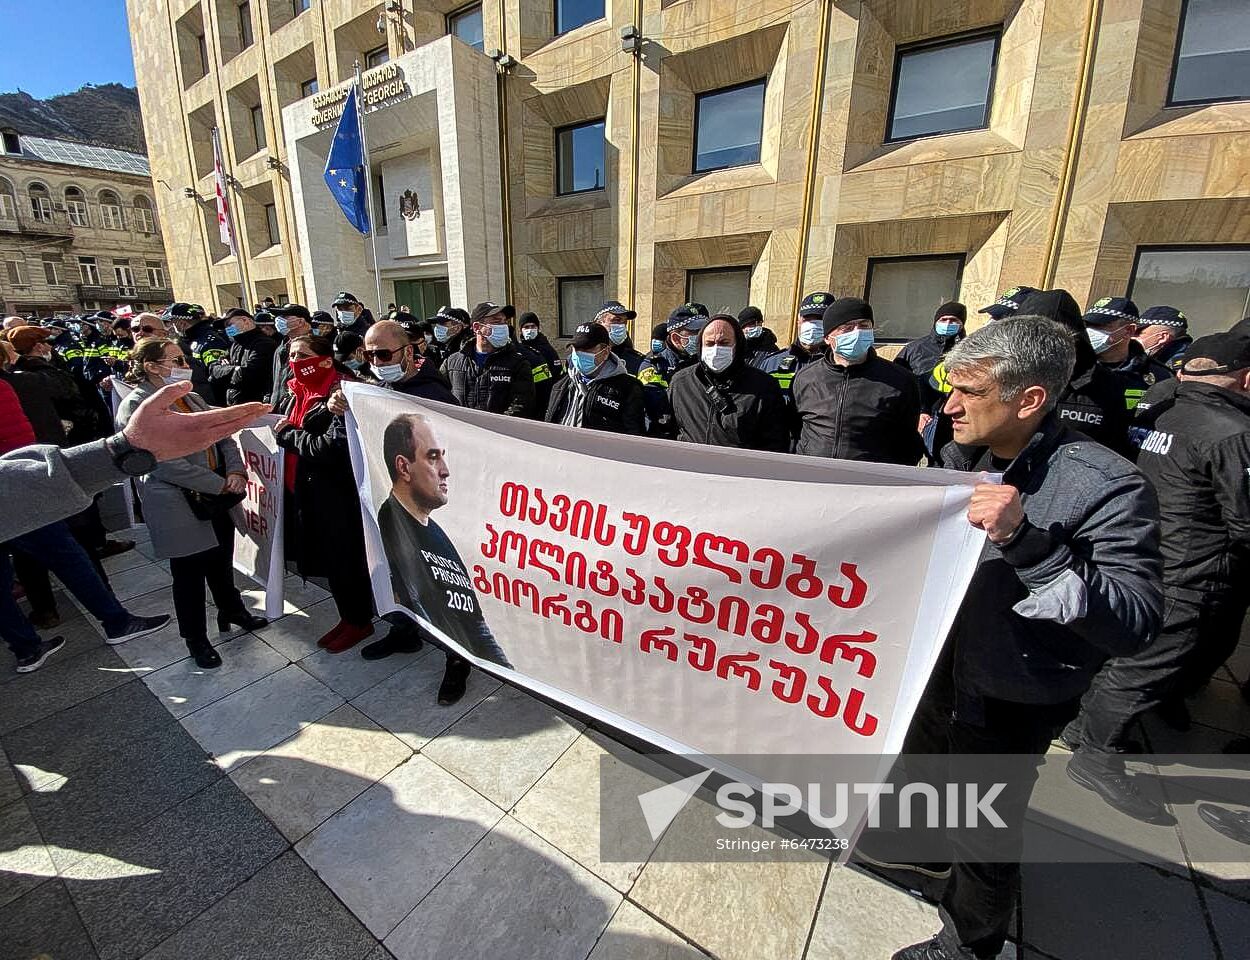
[2,525,1248,959]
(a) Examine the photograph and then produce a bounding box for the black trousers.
[326,561,375,627]
[168,515,246,642]
[1065,592,1248,760]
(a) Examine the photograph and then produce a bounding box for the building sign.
[312,63,409,125]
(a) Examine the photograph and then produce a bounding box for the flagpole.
[355,62,385,315]
[211,126,250,309]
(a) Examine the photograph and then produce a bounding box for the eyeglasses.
[160,355,189,367]
[363,345,408,363]
[135,325,162,335]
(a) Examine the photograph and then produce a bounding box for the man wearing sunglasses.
[130,313,169,343]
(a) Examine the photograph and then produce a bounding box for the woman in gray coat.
[117,339,267,668]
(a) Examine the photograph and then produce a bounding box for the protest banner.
[231,415,286,619]
[343,382,987,839]
[108,377,137,526]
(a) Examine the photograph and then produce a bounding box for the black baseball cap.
[470,301,506,323]
[430,306,470,326]
[1139,305,1187,332]
[223,307,253,321]
[798,292,835,318]
[332,291,361,307]
[666,304,708,333]
[738,306,764,325]
[1083,297,1139,326]
[597,300,637,320]
[979,286,1038,320]
[571,323,610,350]
[163,302,205,321]
[1180,334,1250,374]
[254,311,276,327]
[276,303,312,321]
[311,310,335,327]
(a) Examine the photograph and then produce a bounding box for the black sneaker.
[853,849,952,880]
[892,936,977,960]
[360,625,424,661]
[437,657,471,705]
[1196,803,1250,845]
[15,636,66,674]
[1066,752,1174,824]
[104,613,171,645]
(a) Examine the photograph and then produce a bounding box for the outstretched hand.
[122,382,269,463]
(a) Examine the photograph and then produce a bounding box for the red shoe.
[317,621,348,649]
[324,622,374,653]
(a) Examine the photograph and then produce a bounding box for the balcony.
[0,210,74,239]
[77,284,175,304]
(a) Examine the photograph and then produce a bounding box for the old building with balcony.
[127,0,1250,344]
[0,129,172,317]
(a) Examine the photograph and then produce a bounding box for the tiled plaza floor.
[2,523,1248,959]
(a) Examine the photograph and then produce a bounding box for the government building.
[126,0,1250,344]
[0,131,172,317]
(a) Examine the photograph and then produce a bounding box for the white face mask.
[701,344,734,373]
[162,365,193,385]
[798,320,824,347]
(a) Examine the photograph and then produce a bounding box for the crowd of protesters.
[2,277,1248,960]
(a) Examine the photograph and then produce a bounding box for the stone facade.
[127,0,1250,340]
[0,136,170,316]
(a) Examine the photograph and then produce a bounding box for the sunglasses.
[134,325,162,334]
[362,345,408,363]
[160,355,189,367]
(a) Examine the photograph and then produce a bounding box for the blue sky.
[0,1,136,98]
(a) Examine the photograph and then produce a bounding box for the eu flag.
[323,86,370,235]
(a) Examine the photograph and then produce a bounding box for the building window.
[264,203,281,246]
[301,77,319,98]
[292,0,310,15]
[555,119,606,195]
[237,2,253,48]
[1129,246,1250,339]
[1169,0,1250,106]
[100,191,125,230]
[1,130,18,154]
[373,172,387,229]
[5,257,26,286]
[65,188,89,226]
[197,33,210,76]
[42,254,61,286]
[28,183,53,222]
[78,256,100,285]
[686,268,753,316]
[365,45,389,69]
[250,104,267,152]
[0,190,14,220]
[134,197,156,234]
[115,261,136,296]
[887,31,1000,142]
[146,261,166,288]
[693,80,766,173]
[447,3,484,51]
[864,255,965,341]
[555,0,603,35]
[558,275,604,338]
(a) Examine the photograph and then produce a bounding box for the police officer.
[441,302,535,416]
[637,303,708,437]
[668,313,789,451]
[511,309,556,421]
[595,300,647,376]
[646,322,667,358]
[1084,296,1172,413]
[213,308,277,405]
[311,310,336,340]
[976,285,1039,323]
[737,305,779,368]
[330,291,374,337]
[1136,305,1191,370]
[759,292,834,444]
[1064,333,1250,824]
[517,311,562,377]
[103,316,135,380]
[429,305,470,359]
[164,302,227,404]
[546,323,645,434]
[793,297,924,465]
[895,302,967,460]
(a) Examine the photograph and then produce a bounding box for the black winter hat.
[821,297,873,335]
[651,322,669,342]
[934,301,967,322]
[738,305,764,325]
[518,311,540,328]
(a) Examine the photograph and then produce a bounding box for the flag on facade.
[323,85,371,235]
[210,128,237,256]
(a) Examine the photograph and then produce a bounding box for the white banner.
[108,378,137,526]
[231,416,286,620]
[343,383,987,832]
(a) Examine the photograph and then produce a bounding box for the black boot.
[186,637,222,669]
[437,656,471,705]
[1066,750,1174,824]
[217,610,269,633]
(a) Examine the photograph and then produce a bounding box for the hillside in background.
[0,83,145,153]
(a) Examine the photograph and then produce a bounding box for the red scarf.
[284,356,346,492]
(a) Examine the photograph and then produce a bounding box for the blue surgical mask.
[487,323,510,348]
[1087,326,1113,355]
[608,323,628,345]
[835,328,874,361]
[935,320,961,338]
[570,350,599,377]
[345,358,363,372]
[374,362,405,382]
[336,309,356,327]
[275,316,290,336]
[521,327,538,341]
[650,339,664,354]
[798,320,824,347]
[743,325,763,339]
[224,324,240,338]
[433,323,449,342]
[682,333,700,357]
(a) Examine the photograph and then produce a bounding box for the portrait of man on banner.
[378,411,511,667]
